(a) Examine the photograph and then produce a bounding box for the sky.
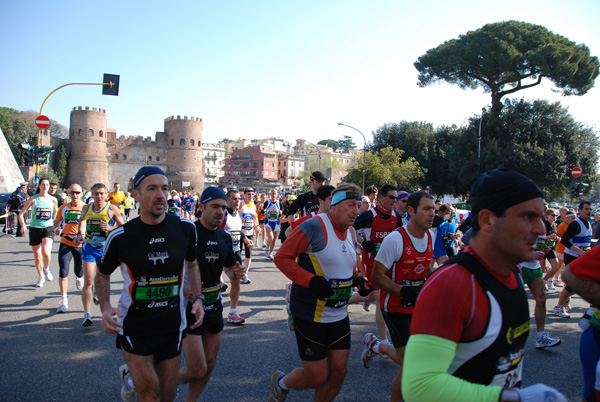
[2,0,599,148]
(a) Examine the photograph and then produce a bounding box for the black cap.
[310,171,326,181]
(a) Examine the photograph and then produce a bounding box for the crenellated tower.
[164,115,205,189]
[66,107,109,191]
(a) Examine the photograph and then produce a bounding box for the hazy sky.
[2,0,599,147]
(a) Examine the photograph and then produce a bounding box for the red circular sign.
[35,115,50,129]
[572,167,582,178]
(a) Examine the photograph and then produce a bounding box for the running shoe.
[265,249,271,258]
[565,296,572,312]
[361,332,379,368]
[267,252,274,261]
[553,279,564,287]
[286,304,294,331]
[362,301,372,312]
[262,243,267,248]
[57,298,68,313]
[546,280,555,290]
[284,282,292,304]
[535,332,561,349]
[227,311,246,325]
[552,305,570,318]
[119,364,137,402]
[44,268,53,281]
[82,312,93,327]
[268,370,288,402]
[380,339,391,359]
[76,276,84,291]
[35,276,45,288]
[240,275,252,285]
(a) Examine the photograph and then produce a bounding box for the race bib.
[325,277,353,308]
[135,283,179,301]
[490,349,524,388]
[201,284,222,306]
[36,208,52,220]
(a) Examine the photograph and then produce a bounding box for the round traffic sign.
[572,167,582,178]
[35,115,50,129]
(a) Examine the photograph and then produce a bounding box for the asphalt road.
[0,221,590,401]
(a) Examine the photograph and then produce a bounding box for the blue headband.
[331,191,361,206]
[201,187,227,204]
[133,166,167,188]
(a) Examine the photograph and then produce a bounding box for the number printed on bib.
[135,284,178,301]
[325,277,353,308]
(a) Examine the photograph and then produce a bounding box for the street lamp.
[303,140,322,171]
[337,123,366,193]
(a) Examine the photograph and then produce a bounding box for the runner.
[182,191,195,220]
[178,187,245,401]
[221,188,250,325]
[123,192,135,222]
[240,188,258,284]
[95,166,202,402]
[167,191,182,216]
[18,178,58,287]
[286,171,326,217]
[553,201,593,318]
[270,183,372,402]
[353,184,401,351]
[107,182,126,216]
[562,246,600,402]
[366,191,435,400]
[53,183,85,313]
[74,183,124,327]
[402,169,566,402]
[263,189,282,260]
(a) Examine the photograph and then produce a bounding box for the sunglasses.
[399,198,408,203]
[547,214,556,217]
[71,191,82,194]
[384,195,397,200]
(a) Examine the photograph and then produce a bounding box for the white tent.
[0,127,26,192]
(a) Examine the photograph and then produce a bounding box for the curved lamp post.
[337,123,366,193]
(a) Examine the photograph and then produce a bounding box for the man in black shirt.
[286,171,326,217]
[96,166,202,402]
[178,187,245,401]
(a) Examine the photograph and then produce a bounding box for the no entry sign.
[35,115,50,129]
[572,167,582,178]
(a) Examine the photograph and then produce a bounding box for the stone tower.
[164,115,205,189]
[66,107,109,191]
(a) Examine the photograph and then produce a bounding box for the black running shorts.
[293,316,350,362]
[185,300,224,336]
[117,332,182,363]
[382,311,412,348]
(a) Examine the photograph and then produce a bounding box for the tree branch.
[499,75,543,97]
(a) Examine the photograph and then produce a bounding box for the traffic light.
[571,183,579,197]
[578,183,589,197]
[37,145,54,165]
[19,143,36,166]
[102,74,120,96]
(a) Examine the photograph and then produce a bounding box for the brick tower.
[164,115,205,190]
[66,107,109,191]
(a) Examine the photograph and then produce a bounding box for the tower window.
[114,154,118,160]
[180,139,185,146]
[99,130,104,137]
[88,129,94,136]
[148,156,152,161]
[171,139,174,146]
[156,156,160,161]
[190,139,195,146]
[78,129,82,136]
[123,155,127,160]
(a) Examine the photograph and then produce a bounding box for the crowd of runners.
[7,166,600,402]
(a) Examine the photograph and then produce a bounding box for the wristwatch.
[193,294,205,303]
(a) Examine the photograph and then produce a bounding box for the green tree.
[317,139,339,151]
[371,121,435,164]
[451,99,599,199]
[337,135,356,153]
[54,140,69,186]
[343,147,423,191]
[415,21,600,113]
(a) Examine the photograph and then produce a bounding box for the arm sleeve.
[560,221,580,249]
[273,222,314,288]
[569,245,600,282]
[353,210,373,230]
[403,334,502,402]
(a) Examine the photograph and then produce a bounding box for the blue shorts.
[266,220,280,232]
[82,242,103,263]
[433,248,447,259]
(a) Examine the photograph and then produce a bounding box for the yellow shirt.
[107,191,126,213]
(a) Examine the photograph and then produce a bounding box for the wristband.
[193,294,205,303]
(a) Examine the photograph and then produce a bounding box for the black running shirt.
[99,214,197,336]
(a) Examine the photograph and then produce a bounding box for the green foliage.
[415,21,600,113]
[453,99,599,198]
[343,147,423,191]
[317,139,339,151]
[337,135,356,153]
[54,140,69,186]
